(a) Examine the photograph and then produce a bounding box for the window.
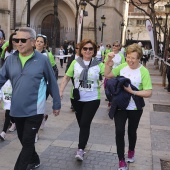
[134,7,143,13]
[136,20,145,26]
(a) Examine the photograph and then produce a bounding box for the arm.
[124,86,152,98]
[104,52,115,79]
[60,75,71,99]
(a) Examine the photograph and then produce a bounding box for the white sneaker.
[0,131,6,141]
[126,150,135,163]
[9,123,16,132]
[35,133,39,143]
[75,149,86,161]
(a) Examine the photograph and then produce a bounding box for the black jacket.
[105,76,145,119]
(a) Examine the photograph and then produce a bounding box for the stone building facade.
[0,0,126,47]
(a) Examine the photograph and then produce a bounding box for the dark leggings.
[60,59,63,67]
[114,110,143,160]
[2,110,15,133]
[71,99,100,150]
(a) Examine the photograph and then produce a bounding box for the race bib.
[79,81,94,91]
[3,93,12,103]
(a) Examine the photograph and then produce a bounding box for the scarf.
[76,57,101,88]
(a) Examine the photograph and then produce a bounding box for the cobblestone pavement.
[0,59,169,170]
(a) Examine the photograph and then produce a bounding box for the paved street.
[0,59,170,170]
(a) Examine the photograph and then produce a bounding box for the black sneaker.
[26,162,40,170]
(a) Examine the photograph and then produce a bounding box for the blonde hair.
[126,43,143,59]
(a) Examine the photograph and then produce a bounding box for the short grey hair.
[18,27,36,39]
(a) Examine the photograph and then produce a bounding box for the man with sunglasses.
[0,27,61,170]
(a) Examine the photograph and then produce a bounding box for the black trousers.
[114,110,143,160]
[2,110,15,133]
[71,99,100,150]
[14,114,43,170]
[60,59,63,67]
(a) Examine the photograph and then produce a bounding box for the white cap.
[138,42,143,46]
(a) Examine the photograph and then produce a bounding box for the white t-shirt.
[5,49,16,59]
[66,59,105,101]
[112,53,125,68]
[113,63,152,110]
[0,80,12,110]
[59,49,65,59]
[96,51,102,61]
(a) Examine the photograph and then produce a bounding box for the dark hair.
[79,39,97,58]
[36,34,47,45]
[7,32,16,52]
[0,29,5,39]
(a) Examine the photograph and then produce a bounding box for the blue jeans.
[14,114,43,170]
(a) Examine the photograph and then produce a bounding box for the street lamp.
[101,15,106,42]
[80,1,87,41]
[130,32,133,40]
[157,16,163,53]
[120,22,124,43]
[27,0,30,27]
[127,29,130,40]
[163,1,170,58]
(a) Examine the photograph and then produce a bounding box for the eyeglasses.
[13,37,32,43]
[82,47,94,51]
[113,44,120,47]
[37,34,47,39]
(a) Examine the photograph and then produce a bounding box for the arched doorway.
[41,14,60,47]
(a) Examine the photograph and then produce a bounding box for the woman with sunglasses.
[105,43,152,170]
[60,39,105,161]
[104,41,125,105]
[0,32,17,141]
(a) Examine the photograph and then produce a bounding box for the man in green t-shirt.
[0,27,61,170]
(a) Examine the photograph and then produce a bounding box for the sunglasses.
[82,47,94,51]
[113,44,120,47]
[37,34,47,39]
[13,37,32,43]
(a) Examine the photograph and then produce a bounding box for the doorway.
[41,14,60,47]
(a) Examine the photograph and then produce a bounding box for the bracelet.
[133,91,137,96]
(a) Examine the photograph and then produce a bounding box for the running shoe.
[75,149,85,161]
[118,160,127,170]
[126,150,135,163]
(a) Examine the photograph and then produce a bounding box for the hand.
[53,110,60,116]
[60,91,63,100]
[107,52,115,61]
[124,85,133,94]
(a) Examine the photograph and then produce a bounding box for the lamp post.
[80,1,87,41]
[157,16,163,54]
[127,29,130,45]
[120,22,124,44]
[163,1,170,58]
[27,0,30,27]
[101,15,106,42]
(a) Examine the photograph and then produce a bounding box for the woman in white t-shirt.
[58,45,65,68]
[96,45,102,61]
[0,32,17,141]
[105,43,152,170]
[60,39,105,161]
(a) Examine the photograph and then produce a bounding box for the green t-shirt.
[1,41,9,59]
[19,52,34,68]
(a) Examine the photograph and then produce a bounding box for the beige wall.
[0,0,124,46]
